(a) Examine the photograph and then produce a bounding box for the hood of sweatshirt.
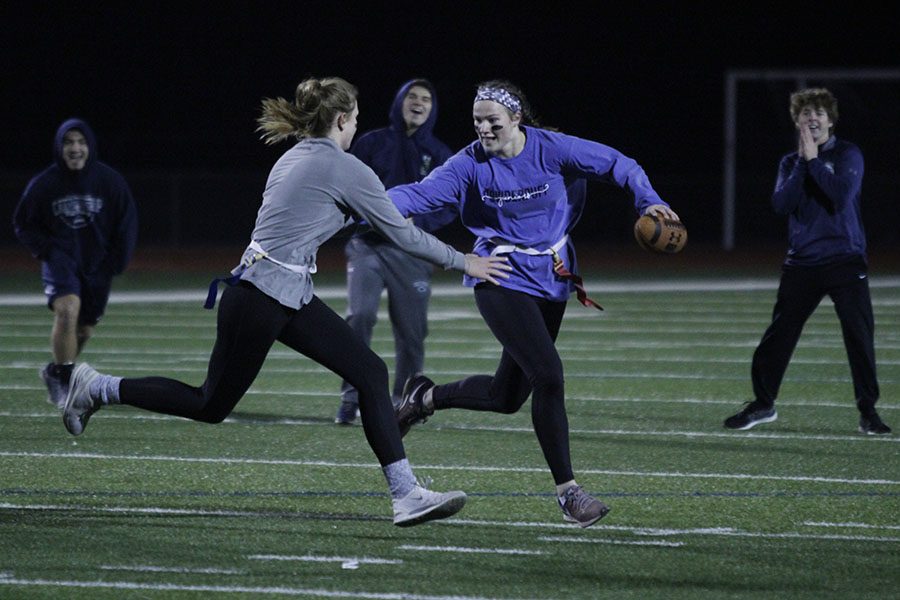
[53,117,98,173]
[388,78,439,140]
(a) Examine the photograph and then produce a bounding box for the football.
[634,214,688,254]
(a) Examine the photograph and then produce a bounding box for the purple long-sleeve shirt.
[389,126,665,301]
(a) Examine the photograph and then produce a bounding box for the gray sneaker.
[392,484,466,527]
[40,363,69,409]
[559,485,610,528]
[62,363,102,436]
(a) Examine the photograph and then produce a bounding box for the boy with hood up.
[13,118,138,408]
[335,79,458,424]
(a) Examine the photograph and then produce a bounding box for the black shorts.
[41,260,113,326]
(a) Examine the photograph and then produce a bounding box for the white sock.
[89,375,122,406]
[383,459,417,499]
[423,388,434,411]
[556,480,577,497]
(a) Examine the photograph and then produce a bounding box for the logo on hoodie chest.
[53,194,104,229]
[418,154,434,179]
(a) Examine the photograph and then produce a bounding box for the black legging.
[433,284,572,484]
[120,281,404,466]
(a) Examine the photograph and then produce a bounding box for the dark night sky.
[3,3,899,249]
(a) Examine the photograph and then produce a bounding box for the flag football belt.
[488,235,602,311]
[203,240,317,309]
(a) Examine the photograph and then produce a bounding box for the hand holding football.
[634,214,688,254]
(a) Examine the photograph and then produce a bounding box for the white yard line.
[2,385,898,414]
[2,276,900,307]
[5,411,896,444]
[4,362,899,384]
[248,555,402,565]
[538,536,684,547]
[1,452,898,485]
[802,521,900,530]
[397,545,545,556]
[3,502,898,545]
[8,346,900,367]
[100,564,245,574]
[539,529,900,543]
[0,577,505,599]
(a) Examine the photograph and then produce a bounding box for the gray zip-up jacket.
[240,137,465,309]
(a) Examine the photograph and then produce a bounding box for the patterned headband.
[474,87,522,114]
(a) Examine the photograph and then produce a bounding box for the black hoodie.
[13,118,138,276]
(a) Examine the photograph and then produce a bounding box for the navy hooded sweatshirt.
[13,118,138,277]
[349,79,457,235]
[771,135,867,267]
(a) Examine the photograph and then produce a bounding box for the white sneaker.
[62,363,102,436]
[392,484,466,527]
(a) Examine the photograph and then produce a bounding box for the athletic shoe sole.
[731,412,778,430]
[334,406,360,425]
[394,491,466,527]
[573,504,610,528]
[859,426,891,435]
[562,503,611,527]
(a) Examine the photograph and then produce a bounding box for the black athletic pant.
[433,284,573,485]
[751,256,880,413]
[121,281,404,466]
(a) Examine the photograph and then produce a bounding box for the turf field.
[1,267,898,599]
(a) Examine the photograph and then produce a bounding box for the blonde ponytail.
[256,76,358,145]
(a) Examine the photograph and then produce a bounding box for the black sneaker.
[395,374,435,438]
[859,412,891,435]
[334,401,359,425]
[724,401,777,430]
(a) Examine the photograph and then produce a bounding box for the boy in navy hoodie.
[13,118,138,408]
[335,79,457,424]
[723,88,890,435]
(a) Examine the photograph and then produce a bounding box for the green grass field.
[1,267,898,599]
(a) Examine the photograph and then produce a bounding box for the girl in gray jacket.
[60,76,509,527]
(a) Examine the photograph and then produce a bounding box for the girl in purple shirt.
[392,79,680,527]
